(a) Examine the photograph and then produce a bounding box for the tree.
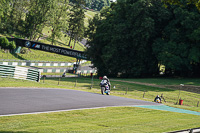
[0,0,4,25]
[50,0,69,45]
[0,0,12,33]
[162,0,200,10]
[9,0,28,34]
[0,37,10,49]
[100,6,112,18]
[67,0,85,49]
[9,41,16,50]
[0,37,16,51]
[86,0,170,77]
[85,14,100,42]
[152,4,200,76]
[0,0,28,34]
[86,0,200,77]
[24,0,54,40]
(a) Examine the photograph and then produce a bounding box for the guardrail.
[0,64,40,82]
[0,60,90,67]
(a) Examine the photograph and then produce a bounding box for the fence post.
[177,89,181,104]
[58,77,60,85]
[43,76,45,83]
[197,101,199,107]
[90,75,93,89]
[74,80,77,87]
[125,87,128,94]
[161,93,166,102]
[143,91,145,98]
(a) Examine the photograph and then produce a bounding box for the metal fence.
[0,64,40,82]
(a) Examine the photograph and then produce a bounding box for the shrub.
[0,37,9,49]
[9,41,16,50]
[20,48,29,54]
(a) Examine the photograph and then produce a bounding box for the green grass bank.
[0,107,199,133]
[0,77,200,132]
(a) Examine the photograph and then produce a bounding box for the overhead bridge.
[6,37,89,74]
[7,37,88,60]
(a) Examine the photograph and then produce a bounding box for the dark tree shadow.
[10,52,26,60]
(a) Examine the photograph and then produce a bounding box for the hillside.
[0,10,97,63]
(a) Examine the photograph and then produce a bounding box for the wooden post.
[90,76,93,89]
[75,80,77,87]
[143,91,145,98]
[126,87,128,94]
[58,77,60,85]
[178,89,181,102]
[161,93,166,102]
[43,76,45,83]
[197,101,199,107]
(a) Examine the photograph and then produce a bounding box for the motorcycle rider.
[154,95,162,103]
[103,76,111,90]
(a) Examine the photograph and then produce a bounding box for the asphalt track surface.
[0,87,159,116]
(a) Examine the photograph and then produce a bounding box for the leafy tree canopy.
[86,0,200,77]
[152,4,200,76]
[86,0,170,77]
[162,0,200,10]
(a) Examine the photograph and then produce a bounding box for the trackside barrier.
[0,60,89,67]
[76,70,97,74]
[0,64,40,82]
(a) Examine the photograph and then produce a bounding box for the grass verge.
[0,77,200,132]
[0,107,199,132]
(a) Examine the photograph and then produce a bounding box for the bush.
[20,48,29,54]
[9,41,16,50]
[0,37,9,49]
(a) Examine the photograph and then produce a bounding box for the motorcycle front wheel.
[101,87,105,95]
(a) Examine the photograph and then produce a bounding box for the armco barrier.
[0,60,89,67]
[0,64,40,82]
[38,69,97,74]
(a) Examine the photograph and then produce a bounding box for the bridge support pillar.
[73,58,81,74]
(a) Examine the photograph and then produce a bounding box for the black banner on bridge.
[8,37,87,60]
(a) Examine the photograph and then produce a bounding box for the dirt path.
[112,79,200,94]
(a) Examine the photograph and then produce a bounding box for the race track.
[0,88,159,116]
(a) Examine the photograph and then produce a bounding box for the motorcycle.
[154,96,162,103]
[100,79,110,95]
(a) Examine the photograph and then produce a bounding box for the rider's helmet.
[103,76,107,79]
